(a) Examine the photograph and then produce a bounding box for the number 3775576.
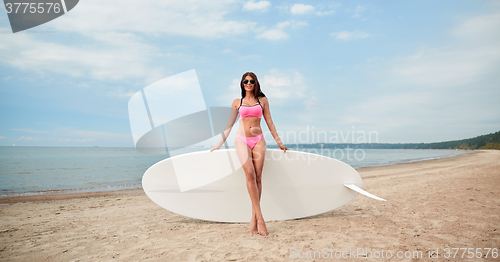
[5,2,63,14]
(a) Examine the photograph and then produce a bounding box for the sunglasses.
[242,79,255,84]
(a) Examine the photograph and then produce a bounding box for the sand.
[1,150,499,261]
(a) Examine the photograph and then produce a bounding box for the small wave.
[34,167,89,171]
[360,152,470,168]
[0,183,142,199]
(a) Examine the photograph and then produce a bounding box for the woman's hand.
[278,143,288,153]
[209,145,221,152]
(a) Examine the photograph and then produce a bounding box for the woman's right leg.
[251,136,267,236]
[235,138,262,235]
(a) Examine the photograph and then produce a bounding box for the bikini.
[235,98,264,150]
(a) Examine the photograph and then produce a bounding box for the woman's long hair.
[240,72,266,101]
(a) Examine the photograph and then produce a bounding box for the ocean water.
[293,148,471,168]
[0,146,471,198]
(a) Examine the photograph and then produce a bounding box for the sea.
[0,146,472,198]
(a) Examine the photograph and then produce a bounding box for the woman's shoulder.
[232,98,241,108]
[259,96,268,104]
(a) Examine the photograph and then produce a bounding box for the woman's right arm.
[210,99,239,152]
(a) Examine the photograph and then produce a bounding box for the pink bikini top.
[238,98,263,119]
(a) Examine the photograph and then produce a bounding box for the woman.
[210,72,288,236]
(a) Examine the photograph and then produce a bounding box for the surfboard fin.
[343,184,387,201]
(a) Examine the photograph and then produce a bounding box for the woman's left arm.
[261,97,288,152]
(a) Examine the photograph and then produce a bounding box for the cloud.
[331,30,370,40]
[277,20,309,29]
[243,1,271,11]
[58,138,95,143]
[0,135,6,140]
[0,0,259,82]
[379,12,500,88]
[220,68,310,105]
[303,94,318,110]
[315,10,335,16]
[256,28,290,40]
[57,127,132,143]
[290,4,315,15]
[15,136,49,141]
[337,11,500,142]
[450,12,500,43]
[256,20,308,40]
[290,4,339,16]
[339,92,433,126]
[346,4,367,19]
[0,28,167,82]
[219,78,242,103]
[12,128,50,134]
[261,68,308,102]
[386,45,499,87]
[10,127,132,145]
[49,0,256,39]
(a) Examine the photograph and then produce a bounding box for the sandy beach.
[1,150,499,261]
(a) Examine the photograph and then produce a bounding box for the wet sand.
[1,150,499,261]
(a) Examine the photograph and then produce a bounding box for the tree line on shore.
[273,131,500,150]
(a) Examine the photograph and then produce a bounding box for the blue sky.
[1,0,499,147]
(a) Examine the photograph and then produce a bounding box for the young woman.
[210,72,288,236]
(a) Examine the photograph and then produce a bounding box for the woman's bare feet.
[257,219,268,236]
[250,217,258,234]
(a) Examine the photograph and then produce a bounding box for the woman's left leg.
[251,137,267,235]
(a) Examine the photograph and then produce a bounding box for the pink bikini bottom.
[235,134,264,150]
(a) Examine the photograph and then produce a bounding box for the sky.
[0,0,499,147]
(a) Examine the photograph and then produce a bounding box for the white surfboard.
[142,149,385,222]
